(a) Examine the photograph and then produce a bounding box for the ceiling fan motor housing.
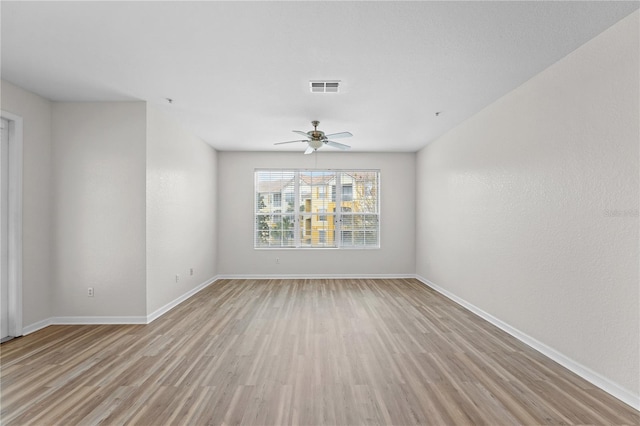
[308,120,324,142]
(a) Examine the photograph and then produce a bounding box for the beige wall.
[146,105,218,315]
[51,102,147,317]
[1,80,53,328]
[217,151,415,276]
[416,11,639,403]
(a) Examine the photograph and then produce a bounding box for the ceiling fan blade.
[292,130,310,138]
[304,146,315,155]
[326,141,351,150]
[323,131,352,139]
[274,140,307,145]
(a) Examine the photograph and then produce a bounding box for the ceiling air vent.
[310,80,340,93]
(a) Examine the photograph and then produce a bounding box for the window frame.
[255,169,380,249]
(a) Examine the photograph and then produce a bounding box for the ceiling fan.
[274,120,352,154]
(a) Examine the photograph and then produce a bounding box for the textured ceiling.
[2,1,638,152]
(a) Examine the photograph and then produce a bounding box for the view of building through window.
[255,169,380,248]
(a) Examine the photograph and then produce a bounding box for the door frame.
[1,110,23,337]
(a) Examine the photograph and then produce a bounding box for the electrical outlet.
[190,268,194,276]
[176,274,180,283]
[87,287,94,297]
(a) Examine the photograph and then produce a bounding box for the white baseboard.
[52,316,148,325]
[216,274,415,280]
[146,275,220,323]
[22,317,53,335]
[23,316,147,331]
[20,275,221,335]
[414,275,640,412]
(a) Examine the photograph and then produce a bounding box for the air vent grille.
[310,80,340,93]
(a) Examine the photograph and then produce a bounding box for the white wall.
[416,11,639,404]
[0,80,53,329]
[217,151,415,276]
[51,102,147,317]
[146,105,217,315]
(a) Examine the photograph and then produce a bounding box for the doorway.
[1,118,9,341]
[0,111,23,342]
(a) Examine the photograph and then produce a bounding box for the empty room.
[0,1,638,425]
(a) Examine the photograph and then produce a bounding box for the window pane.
[255,170,295,214]
[255,215,271,247]
[365,230,378,245]
[342,214,354,228]
[342,184,353,201]
[310,214,335,246]
[353,231,365,246]
[340,230,353,246]
[339,171,379,214]
[269,214,295,246]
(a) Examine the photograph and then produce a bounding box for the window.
[255,169,379,248]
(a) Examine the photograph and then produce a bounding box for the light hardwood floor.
[1,278,638,425]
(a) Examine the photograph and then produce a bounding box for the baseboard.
[51,316,148,325]
[22,317,53,336]
[146,275,220,323]
[414,275,640,412]
[21,316,146,334]
[216,274,415,280]
[20,275,221,334]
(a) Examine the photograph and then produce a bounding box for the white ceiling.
[2,1,638,153]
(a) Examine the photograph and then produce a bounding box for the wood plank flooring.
[1,278,638,425]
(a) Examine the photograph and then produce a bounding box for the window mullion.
[294,170,300,247]
[335,172,342,248]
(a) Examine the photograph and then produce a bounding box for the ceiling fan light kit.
[274,120,352,154]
